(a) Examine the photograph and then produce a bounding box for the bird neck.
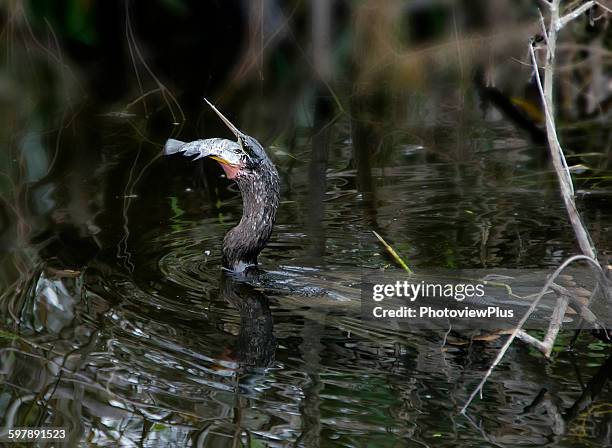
[222,165,280,272]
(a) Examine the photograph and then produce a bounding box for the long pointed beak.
[204,98,245,140]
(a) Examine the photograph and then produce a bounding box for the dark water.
[2,4,612,445]
[2,103,612,446]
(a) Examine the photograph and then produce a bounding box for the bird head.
[201,99,271,180]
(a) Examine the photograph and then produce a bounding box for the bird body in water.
[164,101,280,273]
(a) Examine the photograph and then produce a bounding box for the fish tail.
[164,139,186,155]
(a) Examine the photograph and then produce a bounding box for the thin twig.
[557,1,595,30]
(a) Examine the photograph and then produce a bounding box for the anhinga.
[164,100,280,273]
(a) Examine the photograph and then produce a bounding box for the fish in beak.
[163,99,265,179]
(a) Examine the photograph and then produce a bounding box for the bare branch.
[557,0,595,30]
[516,330,549,352]
[542,295,569,357]
[528,42,574,197]
[528,0,597,259]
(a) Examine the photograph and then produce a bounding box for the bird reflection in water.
[220,271,276,369]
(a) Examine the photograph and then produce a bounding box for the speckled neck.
[221,161,280,272]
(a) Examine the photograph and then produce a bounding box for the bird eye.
[239,140,261,161]
[237,137,252,156]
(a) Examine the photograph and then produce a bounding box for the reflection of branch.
[564,353,612,422]
[462,412,507,448]
[0,393,36,437]
[524,353,612,438]
[0,347,207,421]
[461,254,605,414]
[124,88,161,110]
[124,0,185,123]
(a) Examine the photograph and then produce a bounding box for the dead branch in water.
[462,0,611,414]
